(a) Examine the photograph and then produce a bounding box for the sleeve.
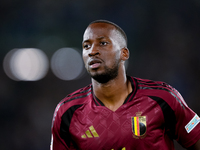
[50,104,70,150]
[170,87,200,148]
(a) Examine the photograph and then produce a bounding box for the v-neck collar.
[92,76,138,107]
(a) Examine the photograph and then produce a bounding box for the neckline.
[92,76,137,107]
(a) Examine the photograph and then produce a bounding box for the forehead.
[83,23,118,41]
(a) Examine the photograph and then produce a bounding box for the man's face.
[82,23,122,83]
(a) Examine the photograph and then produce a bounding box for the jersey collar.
[92,75,138,106]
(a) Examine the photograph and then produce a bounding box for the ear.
[120,47,129,61]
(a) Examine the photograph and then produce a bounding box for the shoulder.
[52,84,92,120]
[59,84,92,110]
[133,76,173,91]
[132,76,186,109]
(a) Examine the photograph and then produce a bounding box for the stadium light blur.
[3,48,49,81]
[50,47,85,80]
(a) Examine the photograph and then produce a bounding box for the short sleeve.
[171,88,200,148]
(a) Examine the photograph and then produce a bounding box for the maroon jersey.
[51,76,200,150]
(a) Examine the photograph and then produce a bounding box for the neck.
[92,72,132,111]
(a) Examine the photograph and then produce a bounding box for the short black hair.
[89,20,128,46]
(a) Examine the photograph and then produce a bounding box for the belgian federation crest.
[131,113,147,138]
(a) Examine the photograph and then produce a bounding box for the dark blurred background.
[0,0,200,149]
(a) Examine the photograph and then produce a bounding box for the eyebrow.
[96,36,107,40]
[82,39,90,44]
[82,36,108,44]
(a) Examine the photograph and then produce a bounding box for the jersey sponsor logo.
[131,112,147,138]
[81,125,99,138]
[185,114,200,133]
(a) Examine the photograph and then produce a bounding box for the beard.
[88,61,120,83]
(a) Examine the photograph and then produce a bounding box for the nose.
[88,45,100,57]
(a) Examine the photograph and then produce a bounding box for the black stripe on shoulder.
[139,83,185,109]
[149,96,177,139]
[138,82,161,87]
[51,90,91,128]
[69,85,92,97]
[60,104,83,148]
[63,91,92,104]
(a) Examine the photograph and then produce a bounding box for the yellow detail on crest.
[134,117,138,135]
[132,113,147,139]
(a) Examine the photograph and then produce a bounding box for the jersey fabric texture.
[51,76,200,150]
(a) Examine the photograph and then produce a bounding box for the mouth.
[88,59,102,69]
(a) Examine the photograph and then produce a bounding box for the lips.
[88,59,102,69]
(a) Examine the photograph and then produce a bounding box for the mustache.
[87,57,103,66]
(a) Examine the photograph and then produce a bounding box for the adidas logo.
[81,125,99,138]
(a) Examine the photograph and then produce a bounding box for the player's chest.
[69,96,166,149]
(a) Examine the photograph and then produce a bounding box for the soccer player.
[50,20,200,150]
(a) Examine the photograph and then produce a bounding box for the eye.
[100,41,108,46]
[83,44,91,49]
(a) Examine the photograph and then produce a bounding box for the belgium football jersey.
[51,76,200,150]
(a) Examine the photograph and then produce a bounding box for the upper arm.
[174,100,200,148]
[162,85,200,148]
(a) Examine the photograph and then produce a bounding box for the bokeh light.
[3,48,49,81]
[51,47,85,80]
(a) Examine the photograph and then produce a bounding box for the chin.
[88,63,119,83]
[90,71,118,84]
[92,75,111,83]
